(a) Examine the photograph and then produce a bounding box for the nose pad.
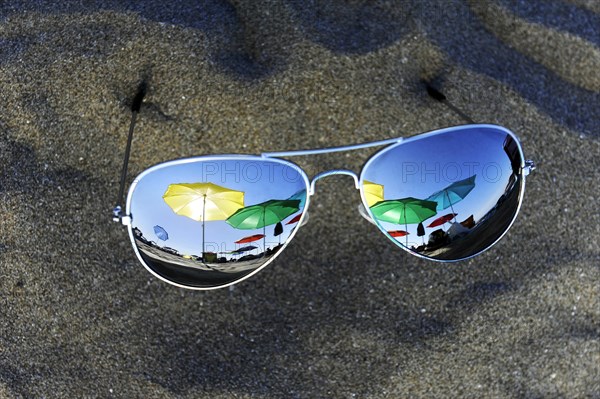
[358,203,376,225]
[299,211,310,227]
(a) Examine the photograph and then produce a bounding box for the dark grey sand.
[0,1,599,397]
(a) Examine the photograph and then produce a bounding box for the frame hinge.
[112,206,132,225]
[523,159,536,176]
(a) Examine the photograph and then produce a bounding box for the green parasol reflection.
[370,197,437,247]
[226,199,301,255]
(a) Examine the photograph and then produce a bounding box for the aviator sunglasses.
[113,83,535,290]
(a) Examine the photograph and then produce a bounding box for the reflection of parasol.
[417,222,425,245]
[286,213,302,225]
[235,234,265,244]
[427,213,458,228]
[388,230,409,238]
[363,180,384,207]
[371,197,437,246]
[233,245,257,255]
[220,245,258,256]
[227,199,300,253]
[287,190,306,209]
[274,221,283,245]
[153,225,169,241]
[426,175,476,221]
[163,182,244,259]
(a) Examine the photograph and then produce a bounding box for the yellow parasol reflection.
[163,182,245,260]
[363,180,384,207]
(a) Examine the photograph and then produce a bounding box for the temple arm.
[423,81,535,175]
[422,81,475,124]
[112,81,147,222]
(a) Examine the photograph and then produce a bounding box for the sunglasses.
[113,84,535,290]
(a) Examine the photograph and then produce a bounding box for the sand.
[0,1,598,397]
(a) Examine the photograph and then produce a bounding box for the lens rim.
[125,154,311,290]
[358,123,528,262]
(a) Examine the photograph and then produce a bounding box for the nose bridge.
[309,169,360,195]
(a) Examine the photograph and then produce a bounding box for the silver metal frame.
[309,170,360,195]
[122,123,534,289]
[261,136,402,158]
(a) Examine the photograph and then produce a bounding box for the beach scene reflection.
[364,127,523,260]
[129,159,307,288]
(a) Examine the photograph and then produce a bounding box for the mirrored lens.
[127,157,308,288]
[361,125,524,261]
